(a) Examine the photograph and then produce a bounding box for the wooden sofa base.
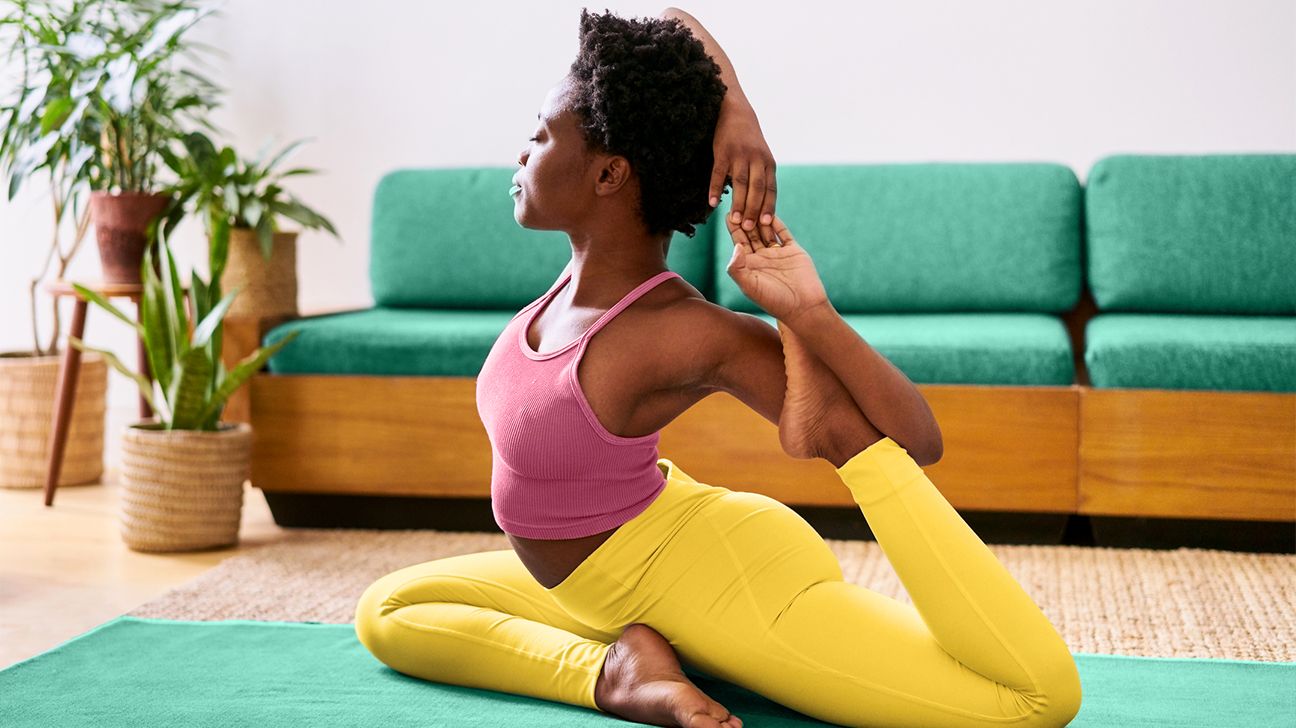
[243,371,1295,523]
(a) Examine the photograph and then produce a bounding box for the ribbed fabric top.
[476,265,682,539]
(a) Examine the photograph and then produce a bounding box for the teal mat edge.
[6,615,1292,672]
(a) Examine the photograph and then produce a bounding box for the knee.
[353,577,401,655]
[1028,655,1083,727]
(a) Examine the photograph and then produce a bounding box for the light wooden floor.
[0,467,291,670]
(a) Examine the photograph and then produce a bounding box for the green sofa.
[264,162,1084,386]
[241,154,1295,550]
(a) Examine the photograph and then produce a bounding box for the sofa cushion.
[713,163,1082,314]
[747,312,1074,386]
[265,308,1075,385]
[1084,154,1296,315]
[255,305,1073,386]
[264,307,516,376]
[369,168,717,308]
[1085,314,1296,392]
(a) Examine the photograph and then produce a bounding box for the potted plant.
[0,0,117,489]
[6,0,222,285]
[161,130,339,320]
[66,228,300,552]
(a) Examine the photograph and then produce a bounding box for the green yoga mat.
[2,617,1293,727]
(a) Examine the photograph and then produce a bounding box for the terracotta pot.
[221,228,299,320]
[118,420,252,553]
[89,191,170,284]
[0,351,107,488]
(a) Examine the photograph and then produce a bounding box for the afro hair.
[565,8,729,238]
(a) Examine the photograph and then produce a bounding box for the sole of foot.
[594,623,743,728]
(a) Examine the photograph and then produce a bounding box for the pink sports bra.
[475,264,683,539]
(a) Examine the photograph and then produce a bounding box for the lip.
[509,183,522,197]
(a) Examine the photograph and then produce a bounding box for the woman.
[355,9,1082,728]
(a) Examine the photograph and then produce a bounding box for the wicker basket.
[0,351,107,489]
[118,421,252,553]
[222,228,299,320]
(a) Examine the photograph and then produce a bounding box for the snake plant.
[67,227,299,431]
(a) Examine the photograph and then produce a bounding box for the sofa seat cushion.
[750,311,1075,385]
[263,307,517,376]
[265,307,1075,385]
[1085,314,1296,392]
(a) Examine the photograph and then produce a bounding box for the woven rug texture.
[124,528,1296,662]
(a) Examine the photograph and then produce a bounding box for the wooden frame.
[220,305,1295,523]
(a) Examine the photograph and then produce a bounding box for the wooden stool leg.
[44,299,88,507]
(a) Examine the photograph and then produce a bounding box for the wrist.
[782,299,836,333]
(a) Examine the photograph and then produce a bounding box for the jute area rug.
[125,528,1296,662]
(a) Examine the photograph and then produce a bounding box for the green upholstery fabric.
[266,307,1074,386]
[1084,154,1296,315]
[369,167,717,308]
[265,307,517,376]
[1085,314,1296,392]
[712,163,1082,314]
[750,312,1074,386]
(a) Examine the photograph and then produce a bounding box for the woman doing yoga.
[354,8,1082,728]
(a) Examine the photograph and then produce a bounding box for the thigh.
[355,548,621,647]
[354,548,619,711]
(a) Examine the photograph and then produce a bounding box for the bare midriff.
[508,527,621,590]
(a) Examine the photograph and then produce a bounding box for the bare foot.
[777,320,883,464]
[594,623,743,728]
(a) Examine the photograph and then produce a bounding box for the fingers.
[725,160,780,248]
[757,165,777,245]
[726,212,756,253]
[770,214,797,248]
[707,160,728,209]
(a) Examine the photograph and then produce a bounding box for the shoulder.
[630,278,782,396]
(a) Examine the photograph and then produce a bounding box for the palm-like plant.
[160,130,339,285]
[66,227,299,431]
[0,0,221,354]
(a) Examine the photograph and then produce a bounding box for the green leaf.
[195,330,300,426]
[70,283,145,335]
[209,214,229,283]
[262,138,308,175]
[166,347,213,430]
[39,97,73,134]
[68,336,165,420]
[140,273,174,401]
[276,198,336,236]
[191,284,240,349]
[256,214,273,260]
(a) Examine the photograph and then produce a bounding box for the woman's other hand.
[709,100,779,248]
[724,213,830,325]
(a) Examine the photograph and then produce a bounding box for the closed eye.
[528,137,538,142]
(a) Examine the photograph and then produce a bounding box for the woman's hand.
[724,213,830,324]
[709,100,779,248]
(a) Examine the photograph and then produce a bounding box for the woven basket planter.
[0,351,106,489]
[222,228,298,320]
[119,421,252,553]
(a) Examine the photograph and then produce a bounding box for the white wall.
[2,0,1293,468]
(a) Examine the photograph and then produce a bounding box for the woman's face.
[513,79,597,230]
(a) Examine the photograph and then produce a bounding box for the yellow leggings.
[354,437,1082,727]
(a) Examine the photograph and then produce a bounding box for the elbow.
[911,429,943,467]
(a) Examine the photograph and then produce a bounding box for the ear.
[595,155,634,195]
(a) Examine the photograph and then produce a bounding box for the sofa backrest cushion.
[1085,154,1296,314]
[369,167,716,308]
[712,162,1082,313]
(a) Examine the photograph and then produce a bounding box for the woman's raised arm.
[660,7,780,249]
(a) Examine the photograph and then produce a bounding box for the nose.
[517,147,528,167]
